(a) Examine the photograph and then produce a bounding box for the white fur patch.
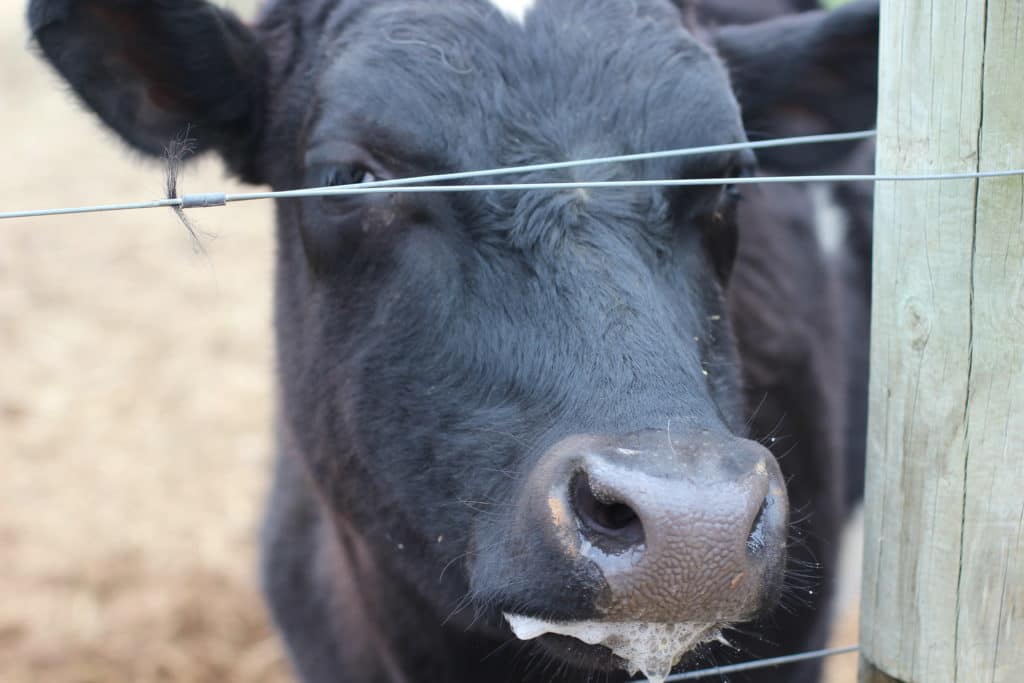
[487,0,537,24]
[808,183,848,258]
[505,614,723,682]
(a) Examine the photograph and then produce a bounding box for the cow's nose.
[527,428,788,623]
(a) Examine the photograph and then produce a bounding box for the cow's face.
[29,0,877,676]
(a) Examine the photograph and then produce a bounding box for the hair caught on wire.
[164,133,209,254]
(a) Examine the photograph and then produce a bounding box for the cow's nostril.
[746,494,771,556]
[570,472,645,552]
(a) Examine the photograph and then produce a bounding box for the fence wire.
[4,129,1024,221]
[650,644,859,682]
[2,130,872,220]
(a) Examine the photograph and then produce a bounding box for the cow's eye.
[299,162,384,275]
[312,163,378,188]
[700,173,748,284]
[721,183,742,210]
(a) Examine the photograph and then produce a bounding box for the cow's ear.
[712,0,878,170]
[28,0,268,183]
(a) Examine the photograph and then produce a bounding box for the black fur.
[28,0,878,681]
[712,1,880,170]
[28,0,268,181]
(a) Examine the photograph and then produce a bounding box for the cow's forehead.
[304,0,744,169]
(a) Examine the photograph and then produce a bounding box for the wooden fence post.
[860,1,1024,681]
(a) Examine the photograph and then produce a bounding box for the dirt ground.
[0,2,859,681]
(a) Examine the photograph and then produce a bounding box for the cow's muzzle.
[503,427,788,677]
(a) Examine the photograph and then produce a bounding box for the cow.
[27,0,878,681]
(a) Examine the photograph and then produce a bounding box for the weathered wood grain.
[861,1,1024,681]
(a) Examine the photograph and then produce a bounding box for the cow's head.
[29,0,877,677]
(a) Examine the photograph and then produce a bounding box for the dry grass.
[0,2,857,681]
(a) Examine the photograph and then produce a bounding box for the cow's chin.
[504,613,725,682]
[526,632,624,672]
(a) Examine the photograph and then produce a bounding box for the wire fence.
[3,128,1013,680]
[3,129,1023,222]
[655,645,859,682]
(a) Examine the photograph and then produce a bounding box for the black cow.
[27,0,877,681]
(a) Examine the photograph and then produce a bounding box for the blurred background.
[0,1,858,681]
